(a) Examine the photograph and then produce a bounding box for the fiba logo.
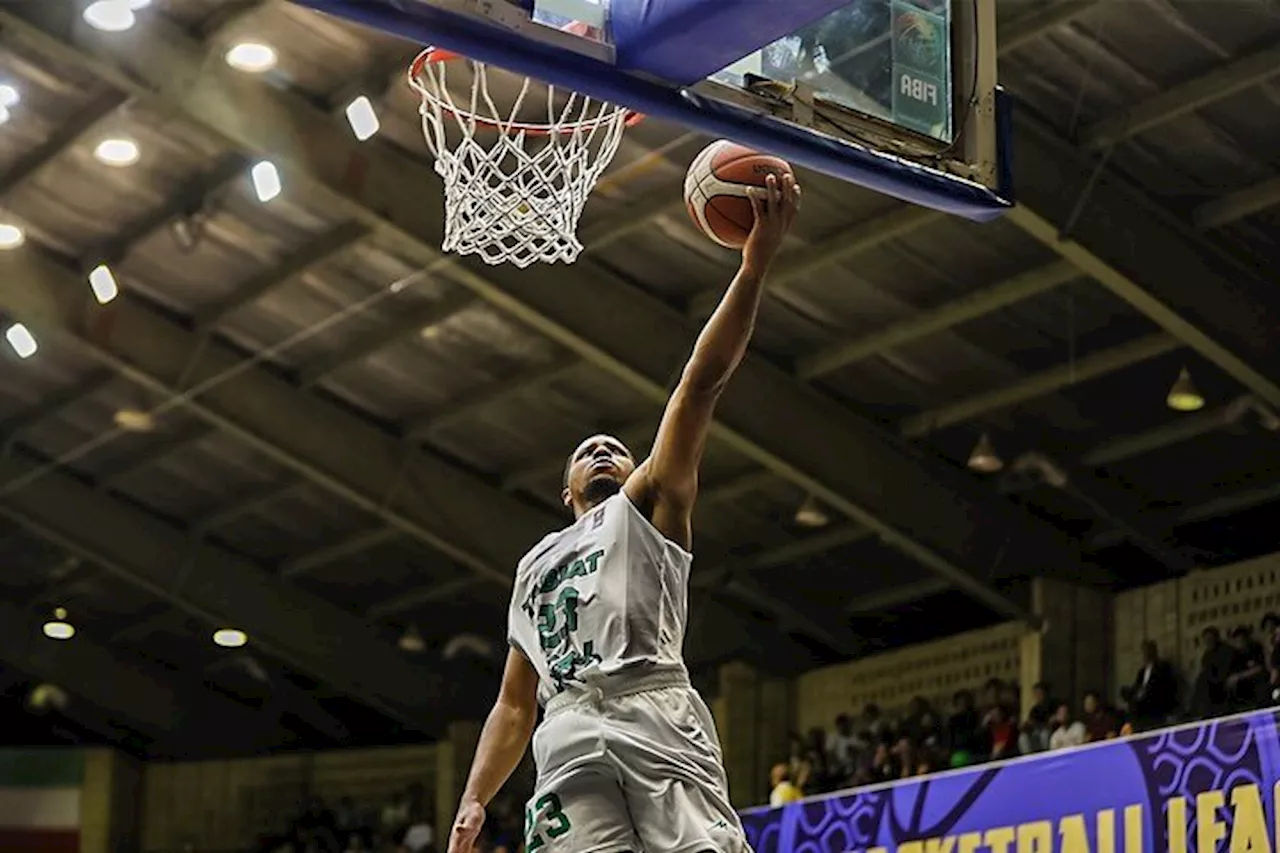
[894,10,943,72]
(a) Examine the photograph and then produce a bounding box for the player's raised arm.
[625,172,801,544]
[447,646,540,853]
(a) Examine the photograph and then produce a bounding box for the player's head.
[562,433,636,515]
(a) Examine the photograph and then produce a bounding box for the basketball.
[684,140,794,249]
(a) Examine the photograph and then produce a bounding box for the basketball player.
[447,172,801,853]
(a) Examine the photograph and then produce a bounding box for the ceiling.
[0,0,1277,757]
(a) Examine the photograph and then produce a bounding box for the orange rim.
[408,47,644,137]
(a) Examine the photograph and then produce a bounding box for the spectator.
[1049,702,1087,750]
[799,727,832,794]
[1081,691,1118,742]
[1192,626,1238,719]
[293,798,339,853]
[1122,640,1179,731]
[869,741,897,783]
[769,763,803,806]
[1264,614,1280,705]
[891,735,917,779]
[380,792,411,848]
[985,703,1018,760]
[862,703,889,742]
[946,689,985,766]
[825,713,861,782]
[786,734,813,792]
[1227,626,1269,710]
[1019,682,1054,754]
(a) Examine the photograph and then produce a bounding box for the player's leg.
[524,769,642,853]
[608,688,750,853]
[528,709,644,853]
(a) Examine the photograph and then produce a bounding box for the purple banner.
[742,710,1280,853]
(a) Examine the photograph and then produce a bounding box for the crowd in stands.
[769,615,1280,806]
[255,787,527,853]
[253,785,525,853]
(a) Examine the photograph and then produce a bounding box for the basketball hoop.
[408,40,642,269]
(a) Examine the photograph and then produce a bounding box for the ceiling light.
[345,95,381,142]
[88,263,120,304]
[225,42,278,73]
[114,408,156,432]
[0,85,19,109]
[213,628,248,648]
[1166,367,1205,412]
[5,323,37,359]
[42,608,74,641]
[250,161,282,202]
[94,137,140,167]
[794,495,829,528]
[398,625,426,653]
[0,223,24,250]
[967,432,1004,473]
[83,0,137,32]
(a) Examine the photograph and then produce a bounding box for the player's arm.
[625,173,800,544]
[447,646,539,853]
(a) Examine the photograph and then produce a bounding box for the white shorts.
[526,673,748,853]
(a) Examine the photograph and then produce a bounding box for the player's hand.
[447,798,486,853]
[742,172,802,271]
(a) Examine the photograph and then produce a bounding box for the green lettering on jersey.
[522,548,604,617]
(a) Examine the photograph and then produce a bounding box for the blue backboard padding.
[609,0,859,85]
[290,0,1011,220]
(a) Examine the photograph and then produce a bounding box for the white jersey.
[508,492,692,706]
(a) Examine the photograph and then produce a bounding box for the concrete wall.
[1113,550,1280,697]
[141,744,436,852]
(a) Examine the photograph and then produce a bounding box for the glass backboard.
[710,0,953,144]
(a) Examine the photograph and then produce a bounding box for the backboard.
[292,0,1009,220]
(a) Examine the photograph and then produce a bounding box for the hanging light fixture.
[1166,367,1205,412]
[213,627,248,648]
[398,625,426,653]
[794,495,829,528]
[967,432,1004,473]
[42,608,75,640]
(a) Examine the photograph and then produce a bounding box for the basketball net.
[408,47,638,269]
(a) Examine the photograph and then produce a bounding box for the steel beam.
[403,357,581,439]
[1080,42,1280,150]
[297,290,478,387]
[0,248,544,588]
[0,370,113,445]
[0,443,442,727]
[1195,176,1280,230]
[85,154,246,266]
[191,478,303,532]
[0,596,296,747]
[1007,114,1280,408]
[0,91,126,197]
[687,206,942,319]
[280,527,399,578]
[900,333,1181,437]
[0,252,853,656]
[795,261,1079,381]
[1080,396,1259,468]
[195,221,369,328]
[996,0,1101,54]
[96,424,215,487]
[0,4,1092,625]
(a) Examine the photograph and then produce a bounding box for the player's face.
[563,434,635,511]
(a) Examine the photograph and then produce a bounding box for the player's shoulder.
[515,526,568,582]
